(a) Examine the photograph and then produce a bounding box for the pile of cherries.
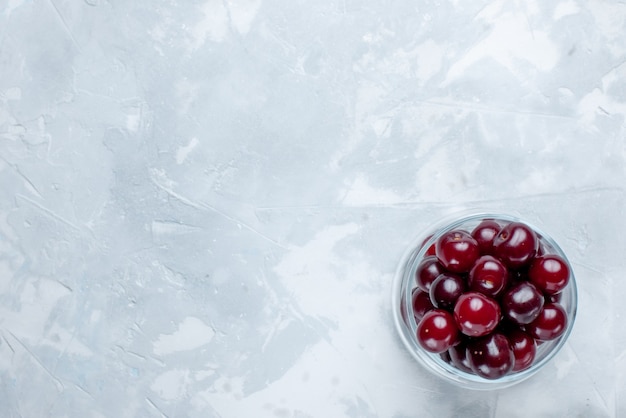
[411,219,571,380]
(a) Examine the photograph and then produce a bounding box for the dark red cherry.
[468,255,508,298]
[493,222,538,269]
[435,230,480,273]
[546,292,562,304]
[412,288,435,322]
[415,255,445,292]
[529,254,570,295]
[525,303,568,341]
[453,292,501,337]
[502,282,544,325]
[507,329,537,372]
[507,268,527,285]
[471,219,501,255]
[448,340,473,373]
[429,273,465,310]
[416,309,459,353]
[495,316,518,334]
[420,234,437,256]
[467,333,514,379]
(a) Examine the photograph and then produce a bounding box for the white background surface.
[1,1,625,417]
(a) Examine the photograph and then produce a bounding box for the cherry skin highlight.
[467,333,515,380]
[525,303,568,341]
[471,219,502,255]
[468,255,508,298]
[435,230,480,273]
[429,273,466,311]
[416,309,459,353]
[502,282,545,325]
[415,255,445,292]
[412,288,435,322]
[507,329,537,372]
[546,292,562,304]
[529,254,570,295]
[453,292,501,337]
[493,222,538,269]
[448,340,473,373]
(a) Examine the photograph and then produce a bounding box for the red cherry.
[546,292,562,304]
[448,340,473,373]
[412,288,435,322]
[420,234,437,256]
[415,255,445,292]
[468,255,508,298]
[507,329,537,372]
[453,292,501,337]
[429,273,465,310]
[493,222,538,269]
[467,333,514,379]
[525,303,568,341]
[502,282,544,325]
[471,219,501,255]
[416,309,459,353]
[435,230,480,273]
[529,254,570,295]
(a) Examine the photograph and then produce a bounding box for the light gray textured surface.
[1,1,625,417]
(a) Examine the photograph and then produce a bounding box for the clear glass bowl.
[391,212,578,390]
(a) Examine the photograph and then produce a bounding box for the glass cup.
[391,212,578,390]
